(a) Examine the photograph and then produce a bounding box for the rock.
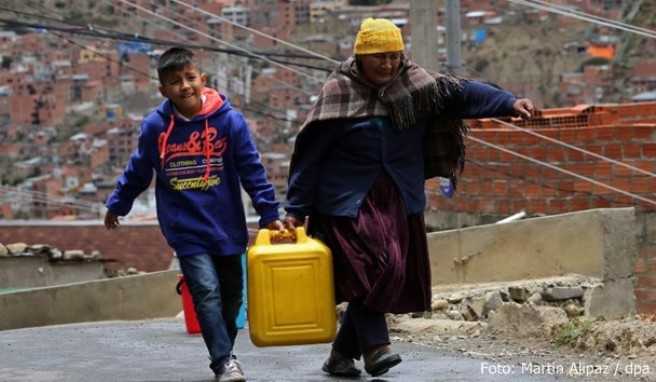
[431,299,449,311]
[461,306,476,321]
[6,243,28,255]
[564,303,583,318]
[447,295,464,304]
[605,338,617,352]
[645,337,656,348]
[584,281,636,320]
[468,298,486,320]
[508,286,530,303]
[63,250,85,261]
[543,286,584,301]
[483,291,504,316]
[0,243,8,257]
[488,302,568,337]
[391,317,481,336]
[28,244,50,255]
[49,249,63,261]
[446,310,464,321]
[528,292,542,305]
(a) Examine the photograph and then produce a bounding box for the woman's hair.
[157,47,196,83]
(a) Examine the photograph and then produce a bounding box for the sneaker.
[321,350,361,378]
[364,346,402,377]
[216,359,246,382]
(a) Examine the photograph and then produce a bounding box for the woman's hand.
[513,98,535,119]
[283,215,304,231]
[104,211,120,230]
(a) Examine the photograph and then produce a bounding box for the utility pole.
[410,0,439,73]
[445,0,463,75]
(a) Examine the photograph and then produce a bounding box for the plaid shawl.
[293,57,467,184]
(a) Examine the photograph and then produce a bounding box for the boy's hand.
[104,211,120,230]
[513,98,535,119]
[266,219,292,243]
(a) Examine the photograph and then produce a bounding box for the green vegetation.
[554,319,593,347]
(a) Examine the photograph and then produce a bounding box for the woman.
[284,18,534,377]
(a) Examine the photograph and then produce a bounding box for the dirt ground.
[389,316,656,382]
[385,277,656,382]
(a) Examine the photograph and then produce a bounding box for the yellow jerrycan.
[247,227,336,347]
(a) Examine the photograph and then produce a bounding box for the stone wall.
[0,221,172,272]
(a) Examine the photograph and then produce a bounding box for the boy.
[105,47,283,382]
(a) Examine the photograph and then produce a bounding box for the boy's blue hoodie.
[106,88,279,256]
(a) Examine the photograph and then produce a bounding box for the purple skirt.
[311,175,431,314]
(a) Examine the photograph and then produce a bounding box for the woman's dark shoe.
[321,350,362,377]
[364,346,402,377]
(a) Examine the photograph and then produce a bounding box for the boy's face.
[159,64,207,117]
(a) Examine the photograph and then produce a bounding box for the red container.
[176,275,201,335]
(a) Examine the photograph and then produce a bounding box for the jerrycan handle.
[254,227,308,246]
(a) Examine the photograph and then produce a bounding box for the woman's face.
[358,51,403,86]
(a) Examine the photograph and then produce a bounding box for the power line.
[7,1,652,212]
[467,135,656,208]
[114,0,322,83]
[169,0,340,65]
[122,0,331,76]
[507,0,656,39]
[490,118,656,178]
[0,3,329,60]
[3,3,310,127]
[464,158,638,209]
[526,0,655,36]
[115,2,319,96]
[0,186,104,212]
[0,16,332,72]
[50,30,156,80]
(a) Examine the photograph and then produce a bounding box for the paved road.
[0,319,616,381]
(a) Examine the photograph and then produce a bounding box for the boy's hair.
[157,47,196,83]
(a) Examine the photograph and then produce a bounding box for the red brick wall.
[427,124,656,217]
[425,102,656,314]
[0,222,172,273]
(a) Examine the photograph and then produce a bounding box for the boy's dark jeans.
[178,253,243,375]
[333,301,390,360]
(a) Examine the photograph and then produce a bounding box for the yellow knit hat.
[353,18,405,55]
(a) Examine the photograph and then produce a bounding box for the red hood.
[197,87,224,118]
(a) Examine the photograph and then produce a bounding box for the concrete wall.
[0,256,106,289]
[636,211,656,314]
[428,208,640,317]
[0,220,172,272]
[428,208,636,284]
[0,271,181,331]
